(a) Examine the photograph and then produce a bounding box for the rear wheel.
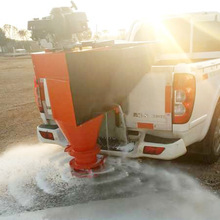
[201,103,220,164]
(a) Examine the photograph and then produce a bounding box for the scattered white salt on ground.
[0,143,220,220]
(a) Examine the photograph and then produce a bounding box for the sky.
[0,0,220,32]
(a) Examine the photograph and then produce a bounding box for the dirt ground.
[0,56,41,149]
[0,56,220,194]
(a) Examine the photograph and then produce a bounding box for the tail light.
[39,131,54,140]
[143,146,165,155]
[34,76,45,113]
[173,74,196,124]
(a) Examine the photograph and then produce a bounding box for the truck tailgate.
[124,66,174,131]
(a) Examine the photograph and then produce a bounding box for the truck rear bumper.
[101,137,187,160]
[37,124,186,160]
[37,124,68,147]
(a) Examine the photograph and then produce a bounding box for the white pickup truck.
[37,12,220,164]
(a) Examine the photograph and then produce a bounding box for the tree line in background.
[0,23,127,54]
[3,24,31,41]
[0,24,41,53]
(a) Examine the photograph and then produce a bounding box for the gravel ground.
[0,55,220,194]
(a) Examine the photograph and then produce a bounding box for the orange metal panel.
[32,52,104,171]
[31,52,69,80]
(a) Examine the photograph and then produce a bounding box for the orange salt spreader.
[32,44,155,177]
[29,5,156,177]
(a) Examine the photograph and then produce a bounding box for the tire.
[201,102,220,164]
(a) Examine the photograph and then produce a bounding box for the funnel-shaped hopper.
[32,43,156,173]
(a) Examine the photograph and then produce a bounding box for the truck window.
[162,18,190,53]
[133,23,156,41]
[193,21,220,52]
[133,18,191,53]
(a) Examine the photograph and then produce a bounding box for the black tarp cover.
[66,44,155,125]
